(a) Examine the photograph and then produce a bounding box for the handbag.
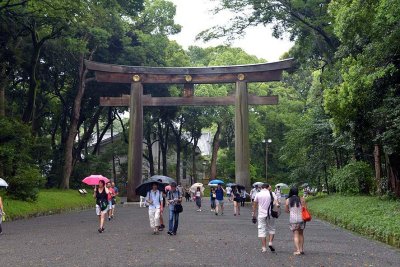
[302,206,312,222]
[174,203,183,213]
[269,191,279,218]
[100,200,108,211]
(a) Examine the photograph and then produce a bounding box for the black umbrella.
[149,175,176,185]
[232,184,245,190]
[135,180,166,197]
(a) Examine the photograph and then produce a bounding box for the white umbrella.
[253,182,264,187]
[0,178,8,187]
[190,183,204,193]
[275,183,289,189]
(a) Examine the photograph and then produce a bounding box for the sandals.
[293,251,301,256]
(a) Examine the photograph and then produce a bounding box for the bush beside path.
[0,189,95,221]
[307,195,400,248]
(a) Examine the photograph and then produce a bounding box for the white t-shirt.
[254,189,276,217]
[226,187,232,194]
[195,191,201,197]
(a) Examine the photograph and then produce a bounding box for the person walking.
[111,182,119,217]
[210,187,216,212]
[233,188,241,216]
[145,182,163,235]
[215,184,226,216]
[93,180,109,233]
[274,186,282,204]
[226,186,232,201]
[195,187,202,212]
[0,196,4,235]
[285,187,306,255]
[250,186,258,203]
[184,186,191,202]
[106,182,115,221]
[167,182,182,235]
[252,183,278,253]
[240,189,248,207]
[159,190,166,231]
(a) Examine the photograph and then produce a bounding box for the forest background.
[1,0,399,201]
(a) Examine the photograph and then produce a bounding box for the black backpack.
[268,191,279,218]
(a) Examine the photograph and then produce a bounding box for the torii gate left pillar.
[126,82,143,202]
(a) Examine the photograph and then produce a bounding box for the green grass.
[0,189,95,221]
[307,194,400,248]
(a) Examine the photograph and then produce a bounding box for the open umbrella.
[82,175,110,186]
[275,183,289,189]
[0,178,8,187]
[253,182,264,187]
[301,183,309,188]
[190,183,204,193]
[207,183,218,187]
[232,184,245,190]
[149,175,175,185]
[135,180,166,197]
[209,179,224,185]
[226,183,236,187]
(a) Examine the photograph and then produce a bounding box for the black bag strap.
[268,191,275,219]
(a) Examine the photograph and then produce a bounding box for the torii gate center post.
[85,59,294,202]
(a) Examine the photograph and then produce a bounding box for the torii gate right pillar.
[235,81,250,189]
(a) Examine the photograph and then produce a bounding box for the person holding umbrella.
[145,182,163,235]
[93,180,110,233]
[195,187,203,212]
[167,182,182,235]
[215,183,226,216]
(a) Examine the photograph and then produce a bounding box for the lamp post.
[262,139,272,181]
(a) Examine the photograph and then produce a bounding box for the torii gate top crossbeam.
[85,59,294,84]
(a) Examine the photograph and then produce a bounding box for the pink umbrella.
[82,175,110,186]
[164,185,171,192]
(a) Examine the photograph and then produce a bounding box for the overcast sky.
[169,0,293,62]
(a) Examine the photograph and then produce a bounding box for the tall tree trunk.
[183,143,188,182]
[387,153,400,197]
[157,120,169,176]
[0,69,6,117]
[22,39,41,124]
[192,137,199,183]
[171,119,183,184]
[210,122,222,179]
[60,53,88,189]
[110,108,117,182]
[145,121,155,177]
[91,117,113,155]
[60,50,95,189]
[374,143,382,194]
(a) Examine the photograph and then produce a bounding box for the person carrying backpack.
[167,182,182,236]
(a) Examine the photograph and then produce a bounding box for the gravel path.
[0,199,399,266]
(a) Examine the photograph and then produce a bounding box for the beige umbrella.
[190,183,204,193]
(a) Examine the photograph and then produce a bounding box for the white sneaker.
[261,247,267,253]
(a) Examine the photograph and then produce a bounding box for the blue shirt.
[167,190,181,210]
[146,190,162,209]
[215,188,224,200]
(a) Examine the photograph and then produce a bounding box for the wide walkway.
[0,199,399,266]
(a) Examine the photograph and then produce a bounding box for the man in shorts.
[252,183,278,253]
[215,183,226,216]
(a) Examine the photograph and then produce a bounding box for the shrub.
[7,165,45,201]
[330,160,374,194]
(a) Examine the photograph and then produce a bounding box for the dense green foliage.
[307,195,400,248]
[1,0,399,202]
[330,161,374,195]
[0,189,95,220]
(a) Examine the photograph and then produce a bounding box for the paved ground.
[0,199,399,267]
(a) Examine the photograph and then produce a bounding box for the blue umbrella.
[209,179,224,185]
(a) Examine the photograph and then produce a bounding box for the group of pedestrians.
[145,182,181,236]
[252,183,307,255]
[93,181,118,233]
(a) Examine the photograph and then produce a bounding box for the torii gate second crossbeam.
[85,59,294,201]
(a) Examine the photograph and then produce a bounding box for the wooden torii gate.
[85,59,293,201]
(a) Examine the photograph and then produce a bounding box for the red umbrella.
[82,175,110,186]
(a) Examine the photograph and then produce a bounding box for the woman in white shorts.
[93,180,109,233]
